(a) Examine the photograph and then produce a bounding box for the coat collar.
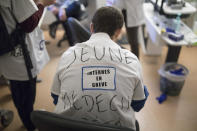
[87,33,121,48]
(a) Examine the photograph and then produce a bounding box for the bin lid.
[158,63,189,81]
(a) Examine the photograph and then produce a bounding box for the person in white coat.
[112,0,145,58]
[0,0,55,130]
[51,6,148,131]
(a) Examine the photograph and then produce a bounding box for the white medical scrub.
[0,0,49,80]
[112,0,145,58]
[51,33,145,130]
[113,0,145,27]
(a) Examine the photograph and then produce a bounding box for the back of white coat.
[113,0,145,27]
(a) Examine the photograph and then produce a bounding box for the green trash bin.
[158,63,189,96]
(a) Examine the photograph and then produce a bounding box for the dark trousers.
[136,120,140,131]
[65,1,81,18]
[54,1,81,46]
[55,1,81,20]
[9,77,37,131]
[122,9,140,58]
[126,26,140,58]
[64,1,82,46]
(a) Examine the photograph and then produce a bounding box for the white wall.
[96,0,106,8]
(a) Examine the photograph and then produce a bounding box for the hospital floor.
[1,29,197,131]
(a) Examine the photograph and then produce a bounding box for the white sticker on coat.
[82,66,116,91]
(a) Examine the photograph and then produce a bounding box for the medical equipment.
[167,0,185,9]
[149,0,196,18]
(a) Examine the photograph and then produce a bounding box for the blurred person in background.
[48,0,86,47]
[112,0,145,58]
[0,0,55,130]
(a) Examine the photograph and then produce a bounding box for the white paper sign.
[82,66,116,91]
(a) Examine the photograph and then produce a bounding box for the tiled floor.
[1,30,197,131]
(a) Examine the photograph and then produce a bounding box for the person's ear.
[112,28,122,41]
[90,23,94,33]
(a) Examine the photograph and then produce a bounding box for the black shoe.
[57,33,67,47]
[36,78,42,83]
[0,76,9,86]
[49,22,59,39]
[0,109,14,127]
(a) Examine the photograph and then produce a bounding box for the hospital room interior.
[1,0,197,131]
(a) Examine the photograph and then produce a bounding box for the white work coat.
[51,33,145,130]
[113,0,145,27]
[0,0,49,80]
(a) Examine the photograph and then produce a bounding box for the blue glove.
[170,68,184,76]
[131,86,149,112]
[51,93,59,105]
[156,93,167,104]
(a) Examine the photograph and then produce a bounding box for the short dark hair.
[92,6,124,37]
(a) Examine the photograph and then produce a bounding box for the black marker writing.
[96,76,102,81]
[121,97,124,110]
[66,50,76,69]
[66,93,72,108]
[127,96,130,110]
[125,52,135,64]
[81,47,90,62]
[109,48,123,62]
[66,47,136,69]
[96,94,107,113]
[61,92,71,109]
[110,95,117,111]
[92,82,107,88]
[82,95,94,112]
[94,46,105,60]
[71,91,82,110]
[61,91,131,113]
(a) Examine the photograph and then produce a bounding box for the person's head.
[90,6,124,40]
